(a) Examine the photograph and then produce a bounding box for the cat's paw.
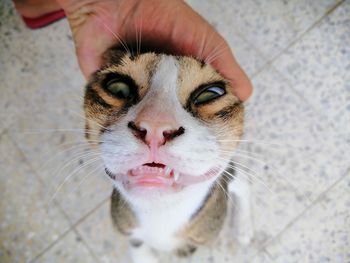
[235,225,254,245]
[131,252,158,263]
[132,254,158,263]
[234,214,254,245]
[129,243,158,263]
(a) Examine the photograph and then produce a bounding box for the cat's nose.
[128,121,185,146]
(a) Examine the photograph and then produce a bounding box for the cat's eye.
[194,84,226,105]
[106,80,132,100]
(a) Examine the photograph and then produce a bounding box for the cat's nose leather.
[128,121,184,147]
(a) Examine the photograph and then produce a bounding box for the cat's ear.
[101,44,126,66]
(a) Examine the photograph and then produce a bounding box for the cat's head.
[84,47,244,198]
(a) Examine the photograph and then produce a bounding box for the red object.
[21,9,66,29]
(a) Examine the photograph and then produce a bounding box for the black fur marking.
[85,122,90,139]
[85,86,112,108]
[102,46,127,66]
[215,102,242,121]
[176,244,197,257]
[105,168,116,180]
[189,165,235,221]
[130,239,143,248]
[99,126,111,135]
[199,60,206,68]
[189,186,214,221]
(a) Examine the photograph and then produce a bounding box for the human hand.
[57,0,252,100]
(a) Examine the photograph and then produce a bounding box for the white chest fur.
[126,179,215,251]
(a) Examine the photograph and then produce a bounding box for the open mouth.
[127,162,179,188]
[106,163,222,189]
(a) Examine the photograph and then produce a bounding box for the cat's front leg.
[128,239,158,263]
[228,175,254,245]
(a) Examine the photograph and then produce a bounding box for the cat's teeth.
[174,171,179,182]
[164,166,172,177]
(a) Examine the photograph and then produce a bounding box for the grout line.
[251,0,346,79]
[261,248,277,263]
[257,168,350,256]
[68,197,111,263]
[28,196,109,263]
[246,0,348,146]
[27,227,73,263]
[7,129,110,263]
[0,127,8,137]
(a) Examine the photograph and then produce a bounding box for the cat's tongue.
[128,164,176,188]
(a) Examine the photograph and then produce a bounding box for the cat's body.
[84,47,252,262]
[111,173,229,255]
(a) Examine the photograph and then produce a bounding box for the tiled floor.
[0,0,349,262]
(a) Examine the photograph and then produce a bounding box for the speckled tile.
[77,198,265,263]
[7,41,111,224]
[10,103,113,224]
[251,251,276,263]
[235,66,350,243]
[2,0,350,262]
[188,0,340,60]
[0,1,36,132]
[186,0,266,77]
[0,1,83,134]
[32,231,96,263]
[2,3,111,224]
[272,2,350,136]
[265,173,350,263]
[75,200,129,263]
[0,132,71,263]
[222,29,266,78]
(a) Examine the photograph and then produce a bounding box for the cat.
[84,46,253,263]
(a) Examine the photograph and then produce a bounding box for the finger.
[209,45,253,101]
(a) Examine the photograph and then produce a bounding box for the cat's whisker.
[221,160,258,184]
[15,128,95,135]
[219,154,312,203]
[139,18,143,56]
[216,139,300,150]
[204,41,228,65]
[47,150,102,186]
[219,149,265,162]
[64,108,109,131]
[46,151,102,195]
[201,29,218,62]
[32,138,111,172]
[66,162,106,196]
[205,45,230,65]
[50,156,103,201]
[135,21,139,56]
[93,14,131,55]
[39,144,95,172]
[215,179,236,209]
[196,32,207,62]
[216,156,273,192]
[224,162,273,195]
[134,15,143,56]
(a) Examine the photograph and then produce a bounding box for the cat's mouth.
[105,162,221,190]
[127,162,178,189]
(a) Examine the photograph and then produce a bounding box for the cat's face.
[84,49,244,197]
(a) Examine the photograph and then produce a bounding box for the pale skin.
[14,0,252,101]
